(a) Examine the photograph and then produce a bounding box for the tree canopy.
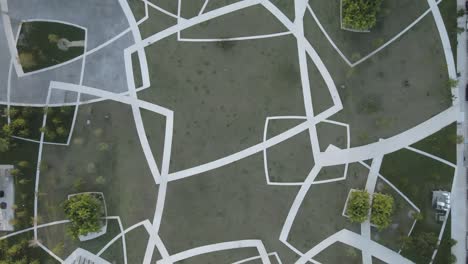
[342,0,383,31]
[63,193,103,239]
[402,232,438,263]
[346,189,370,223]
[370,193,394,230]
[0,239,40,264]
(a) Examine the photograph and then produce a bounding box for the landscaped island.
[342,0,383,31]
[16,21,85,72]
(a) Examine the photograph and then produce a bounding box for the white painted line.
[33,88,52,240]
[179,31,291,42]
[279,165,322,242]
[405,146,456,168]
[199,0,210,15]
[157,240,270,264]
[0,219,70,241]
[6,60,12,124]
[97,220,150,256]
[361,155,384,264]
[0,0,24,76]
[318,107,457,166]
[144,0,180,19]
[306,5,352,66]
[359,161,421,213]
[231,252,282,264]
[262,116,308,186]
[38,241,63,263]
[296,229,414,264]
[170,120,311,181]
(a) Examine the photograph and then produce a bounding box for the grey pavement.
[0,12,11,102]
[8,0,129,50]
[454,0,467,261]
[81,31,133,102]
[9,57,82,105]
[0,0,135,105]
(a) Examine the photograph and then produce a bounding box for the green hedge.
[342,0,383,31]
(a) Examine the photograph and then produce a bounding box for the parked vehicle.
[466,84,468,101]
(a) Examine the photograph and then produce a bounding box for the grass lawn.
[38,219,121,260]
[125,225,149,264]
[17,21,85,73]
[9,106,44,141]
[411,123,456,163]
[38,100,157,228]
[380,147,454,263]
[288,163,368,253]
[44,106,75,143]
[100,237,125,264]
[439,0,457,66]
[0,231,59,264]
[316,121,347,151]
[180,4,287,39]
[304,12,452,147]
[371,178,417,251]
[265,127,313,183]
[138,4,176,39]
[308,0,429,61]
[159,153,301,263]
[314,242,361,264]
[0,137,39,230]
[433,213,455,264]
[138,34,305,173]
[128,0,147,22]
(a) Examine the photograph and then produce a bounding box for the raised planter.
[67,192,107,241]
[340,0,372,33]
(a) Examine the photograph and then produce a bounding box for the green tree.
[11,118,26,129]
[342,0,383,30]
[448,78,459,88]
[56,126,68,137]
[402,232,438,263]
[60,106,73,114]
[97,142,109,152]
[17,161,29,168]
[370,193,394,230]
[95,176,106,185]
[21,107,33,118]
[9,168,21,177]
[0,238,40,263]
[52,117,62,125]
[63,194,103,239]
[411,211,423,221]
[346,189,370,223]
[2,124,12,137]
[0,137,10,152]
[6,107,19,118]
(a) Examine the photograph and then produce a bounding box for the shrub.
[371,193,394,230]
[63,194,103,239]
[346,189,370,223]
[97,142,109,152]
[95,176,106,185]
[0,137,10,153]
[402,232,438,263]
[342,0,383,31]
[18,52,37,69]
[17,161,30,168]
[448,78,459,88]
